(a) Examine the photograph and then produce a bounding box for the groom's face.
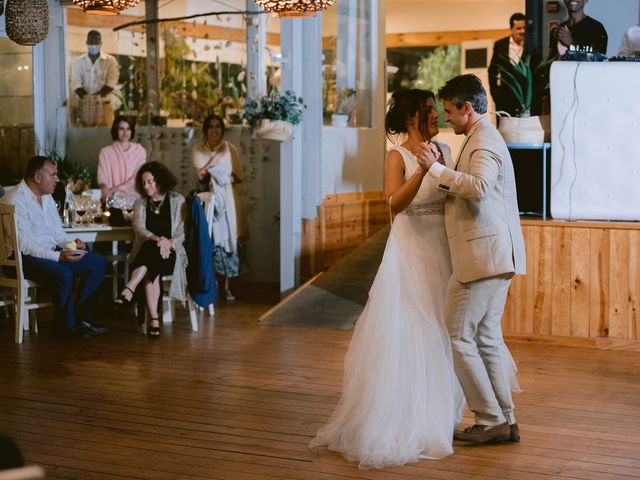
[443,100,468,135]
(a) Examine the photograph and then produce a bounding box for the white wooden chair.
[0,204,52,343]
[140,276,200,333]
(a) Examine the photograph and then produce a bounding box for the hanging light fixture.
[254,0,336,18]
[72,0,142,16]
[5,0,49,46]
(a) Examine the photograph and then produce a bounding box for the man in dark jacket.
[488,13,538,116]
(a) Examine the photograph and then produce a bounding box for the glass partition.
[0,38,35,184]
[65,1,280,128]
[322,0,373,127]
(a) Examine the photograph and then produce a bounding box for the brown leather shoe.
[508,423,520,442]
[453,422,511,444]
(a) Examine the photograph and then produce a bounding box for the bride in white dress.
[310,89,465,468]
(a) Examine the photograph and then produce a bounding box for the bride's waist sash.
[401,201,445,216]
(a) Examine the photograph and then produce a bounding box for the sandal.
[147,318,161,338]
[114,286,135,305]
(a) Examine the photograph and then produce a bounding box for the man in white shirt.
[3,156,107,339]
[72,30,119,127]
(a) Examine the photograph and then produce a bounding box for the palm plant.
[492,53,534,117]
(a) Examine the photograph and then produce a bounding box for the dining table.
[63,224,135,299]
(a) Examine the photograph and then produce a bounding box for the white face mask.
[87,45,100,55]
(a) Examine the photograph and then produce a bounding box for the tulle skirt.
[310,212,465,468]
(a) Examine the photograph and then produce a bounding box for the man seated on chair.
[2,156,108,339]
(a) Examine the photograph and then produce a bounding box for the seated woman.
[97,115,146,201]
[192,114,242,301]
[114,161,187,338]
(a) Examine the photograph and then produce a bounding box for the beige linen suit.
[430,116,525,426]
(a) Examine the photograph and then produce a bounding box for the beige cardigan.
[131,191,187,302]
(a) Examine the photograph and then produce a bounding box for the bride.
[309,89,464,468]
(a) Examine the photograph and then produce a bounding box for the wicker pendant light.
[254,0,336,18]
[5,0,49,46]
[72,0,142,16]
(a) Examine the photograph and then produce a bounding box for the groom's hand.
[416,142,440,172]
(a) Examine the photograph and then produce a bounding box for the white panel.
[550,61,640,221]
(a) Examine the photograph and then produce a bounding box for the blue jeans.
[22,252,106,328]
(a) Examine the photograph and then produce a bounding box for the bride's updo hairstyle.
[385,89,435,143]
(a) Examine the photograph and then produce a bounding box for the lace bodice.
[389,143,452,214]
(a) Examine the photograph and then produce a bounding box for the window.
[322,0,373,127]
[65,1,279,127]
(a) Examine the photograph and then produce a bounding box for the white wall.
[585,0,640,57]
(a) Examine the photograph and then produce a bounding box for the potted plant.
[331,88,356,127]
[243,89,306,141]
[492,54,550,144]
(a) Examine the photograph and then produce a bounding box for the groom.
[418,74,526,444]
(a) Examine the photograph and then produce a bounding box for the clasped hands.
[415,142,440,175]
[156,236,173,259]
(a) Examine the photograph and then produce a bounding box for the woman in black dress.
[114,161,187,337]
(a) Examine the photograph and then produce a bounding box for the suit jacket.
[185,193,217,307]
[132,191,188,301]
[488,36,539,116]
[434,117,526,283]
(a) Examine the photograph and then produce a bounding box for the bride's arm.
[385,149,427,215]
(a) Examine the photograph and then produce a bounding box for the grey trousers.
[446,273,515,426]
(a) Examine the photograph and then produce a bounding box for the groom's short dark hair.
[438,74,488,114]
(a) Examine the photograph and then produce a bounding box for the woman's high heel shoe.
[147,318,161,338]
[114,286,135,305]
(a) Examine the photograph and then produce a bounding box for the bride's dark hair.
[385,89,435,142]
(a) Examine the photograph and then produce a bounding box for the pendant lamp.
[5,0,49,46]
[72,0,142,16]
[254,0,336,18]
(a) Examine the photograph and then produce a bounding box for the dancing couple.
[310,74,526,468]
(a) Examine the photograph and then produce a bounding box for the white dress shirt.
[508,36,524,64]
[71,52,120,99]
[3,181,69,262]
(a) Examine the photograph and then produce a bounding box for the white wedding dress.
[309,144,466,468]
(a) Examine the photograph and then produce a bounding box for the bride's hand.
[416,142,439,172]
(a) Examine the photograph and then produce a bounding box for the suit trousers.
[446,273,515,426]
[22,252,106,329]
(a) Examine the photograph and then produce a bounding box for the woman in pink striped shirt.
[98,116,146,201]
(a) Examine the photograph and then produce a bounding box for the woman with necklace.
[114,162,187,338]
[97,116,146,201]
[192,114,243,301]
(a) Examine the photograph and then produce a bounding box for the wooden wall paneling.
[532,224,553,335]
[300,218,320,280]
[552,226,572,336]
[628,230,640,340]
[318,205,327,270]
[590,228,610,338]
[503,277,516,333]
[570,228,591,338]
[609,230,630,339]
[514,225,534,334]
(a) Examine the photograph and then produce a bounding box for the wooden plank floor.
[1,297,640,479]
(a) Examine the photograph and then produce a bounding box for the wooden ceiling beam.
[387,29,510,48]
[66,8,280,46]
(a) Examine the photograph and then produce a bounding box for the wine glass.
[74,196,88,226]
